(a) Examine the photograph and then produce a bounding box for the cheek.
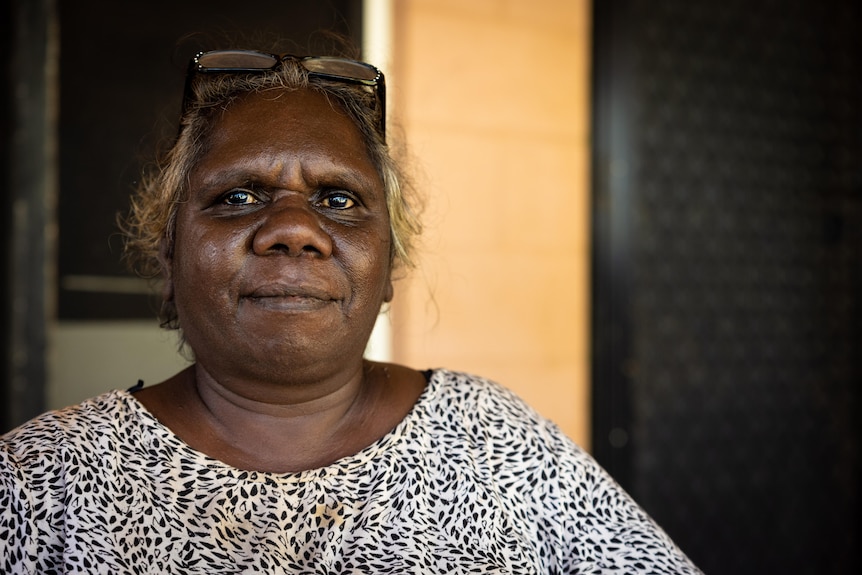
[173,222,245,293]
[342,231,392,296]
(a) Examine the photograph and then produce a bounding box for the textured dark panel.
[593,1,861,573]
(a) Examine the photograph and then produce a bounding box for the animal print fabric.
[1,369,701,574]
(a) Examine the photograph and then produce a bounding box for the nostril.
[264,241,324,256]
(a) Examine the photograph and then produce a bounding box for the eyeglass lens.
[302,58,379,82]
[197,50,278,70]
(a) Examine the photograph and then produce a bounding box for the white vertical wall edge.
[363,0,394,362]
[362,0,394,78]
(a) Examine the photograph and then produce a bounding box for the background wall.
[390,0,592,447]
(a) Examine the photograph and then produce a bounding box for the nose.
[251,198,333,258]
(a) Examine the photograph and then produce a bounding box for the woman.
[1,49,701,573]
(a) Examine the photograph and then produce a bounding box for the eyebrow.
[190,161,381,196]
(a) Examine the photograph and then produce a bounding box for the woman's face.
[164,88,392,384]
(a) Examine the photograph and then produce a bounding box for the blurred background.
[2,0,859,573]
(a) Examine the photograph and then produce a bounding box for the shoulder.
[423,369,702,573]
[425,368,577,447]
[425,368,545,419]
[1,390,141,475]
[420,368,596,480]
[0,391,146,570]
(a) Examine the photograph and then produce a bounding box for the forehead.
[193,88,379,181]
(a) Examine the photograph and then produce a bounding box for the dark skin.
[133,89,426,473]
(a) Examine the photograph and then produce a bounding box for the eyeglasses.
[182,49,387,138]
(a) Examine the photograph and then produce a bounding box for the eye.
[221,188,260,205]
[319,192,356,210]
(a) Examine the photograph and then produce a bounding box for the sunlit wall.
[390,0,591,447]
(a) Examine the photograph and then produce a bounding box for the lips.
[242,282,338,312]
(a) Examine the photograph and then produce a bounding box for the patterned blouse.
[1,369,701,574]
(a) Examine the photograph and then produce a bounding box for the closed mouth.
[242,283,337,311]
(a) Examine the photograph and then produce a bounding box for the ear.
[383,275,394,303]
[158,236,174,302]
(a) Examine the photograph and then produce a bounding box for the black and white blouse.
[1,369,701,574]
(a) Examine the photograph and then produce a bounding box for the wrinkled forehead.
[193,88,377,174]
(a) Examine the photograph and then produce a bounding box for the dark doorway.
[592,1,861,573]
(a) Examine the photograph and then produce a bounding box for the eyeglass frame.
[181,49,387,139]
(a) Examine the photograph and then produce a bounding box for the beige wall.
[49,321,191,409]
[390,0,592,447]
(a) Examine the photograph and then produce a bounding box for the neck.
[193,360,367,418]
[185,361,381,472]
[133,361,426,474]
